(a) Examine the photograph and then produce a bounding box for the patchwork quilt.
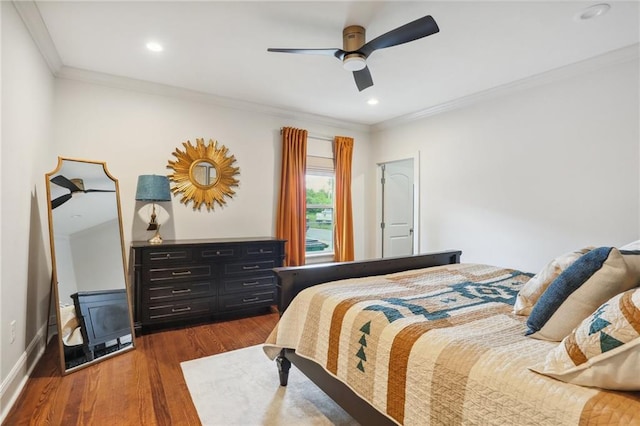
[264,263,640,425]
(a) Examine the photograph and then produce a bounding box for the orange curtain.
[276,127,307,266]
[333,136,354,262]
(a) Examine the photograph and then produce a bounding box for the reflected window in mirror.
[191,160,218,188]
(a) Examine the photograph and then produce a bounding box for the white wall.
[51,78,373,260]
[372,58,640,272]
[71,219,125,293]
[52,235,77,306]
[1,1,55,420]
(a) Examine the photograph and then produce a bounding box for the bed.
[264,250,640,425]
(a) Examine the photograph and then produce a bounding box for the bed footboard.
[274,250,462,314]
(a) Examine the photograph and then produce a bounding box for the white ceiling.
[26,1,640,125]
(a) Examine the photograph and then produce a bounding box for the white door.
[381,159,414,258]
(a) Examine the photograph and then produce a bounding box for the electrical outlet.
[10,320,16,344]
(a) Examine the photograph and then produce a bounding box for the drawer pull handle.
[242,265,260,270]
[172,289,192,294]
[172,271,192,276]
[243,297,259,303]
[172,306,192,313]
[260,249,273,254]
[243,281,260,286]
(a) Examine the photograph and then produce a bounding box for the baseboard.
[0,322,49,423]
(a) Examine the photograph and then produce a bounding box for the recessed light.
[576,3,610,20]
[146,41,164,52]
[367,98,379,105]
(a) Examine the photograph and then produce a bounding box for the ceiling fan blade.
[353,66,373,92]
[51,194,72,209]
[51,175,82,192]
[85,189,116,193]
[267,48,346,60]
[359,15,439,58]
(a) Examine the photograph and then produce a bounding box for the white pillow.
[514,247,593,316]
[525,247,637,341]
[621,249,640,287]
[531,287,640,390]
[620,239,640,251]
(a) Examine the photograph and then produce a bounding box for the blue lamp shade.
[135,175,171,202]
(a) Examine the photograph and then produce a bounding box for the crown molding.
[13,0,368,134]
[372,43,640,133]
[13,0,62,73]
[14,0,637,135]
[55,66,371,134]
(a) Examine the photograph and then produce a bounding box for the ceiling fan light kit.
[343,55,366,71]
[267,14,439,92]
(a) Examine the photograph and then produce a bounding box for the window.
[306,155,334,256]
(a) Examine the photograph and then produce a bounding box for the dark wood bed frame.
[71,289,132,361]
[273,250,462,425]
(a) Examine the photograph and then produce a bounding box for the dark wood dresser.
[130,237,286,334]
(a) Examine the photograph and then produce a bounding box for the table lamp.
[135,175,171,244]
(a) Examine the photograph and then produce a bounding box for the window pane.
[306,174,334,254]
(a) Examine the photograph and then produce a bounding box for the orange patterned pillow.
[531,287,640,390]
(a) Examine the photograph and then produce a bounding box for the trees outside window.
[306,173,334,254]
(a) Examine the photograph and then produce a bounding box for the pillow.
[514,247,593,316]
[620,249,640,287]
[530,288,640,390]
[620,240,640,251]
[526,247,637,341]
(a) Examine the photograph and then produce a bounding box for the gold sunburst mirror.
[167,138,240,211]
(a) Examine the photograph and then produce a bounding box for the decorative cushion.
[526,247,637,341]
[514,247,593,316]
[621,249,640,287]
[620,240,640,251]
[530,288,640,390]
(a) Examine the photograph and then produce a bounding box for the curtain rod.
[279,127,333,142]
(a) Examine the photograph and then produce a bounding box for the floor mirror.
[45,157,135,374]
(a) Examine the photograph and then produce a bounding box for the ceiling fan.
[267,15,439,92]
[50,175,115,209]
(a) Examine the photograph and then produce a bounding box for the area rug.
[180,345,357,425]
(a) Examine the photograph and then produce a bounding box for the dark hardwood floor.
[3,309,280,426]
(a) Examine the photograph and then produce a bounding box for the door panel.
[382,159,414,257]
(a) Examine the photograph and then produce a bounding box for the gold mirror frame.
[45,157,135,374]
[167,138,240,211]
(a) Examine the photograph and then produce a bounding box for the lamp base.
[148,229,163,245]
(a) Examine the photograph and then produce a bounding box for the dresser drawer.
[148,265,211,282]
[199,246,238,260]
[219,290,275,311]
[143,281,214,303]
[224,260,275,275]
[144,297,215,323]
[244,243,280,257]
[144,248,192,263]
[221,275,275,294]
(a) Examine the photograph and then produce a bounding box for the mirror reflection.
[46,158,135,373]
[191,160,218,187]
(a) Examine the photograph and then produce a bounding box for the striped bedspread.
[264,263,640,425]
